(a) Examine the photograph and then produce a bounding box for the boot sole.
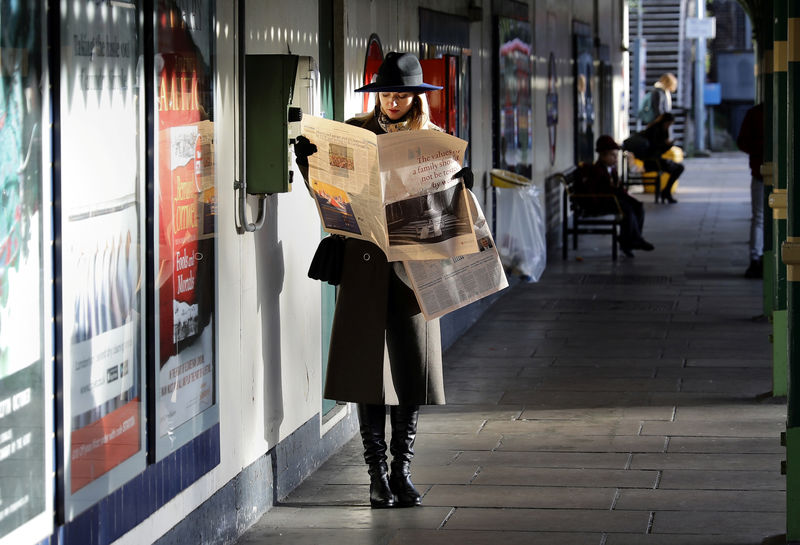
[393,499,422,507]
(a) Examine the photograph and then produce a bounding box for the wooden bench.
[550,166,624,261]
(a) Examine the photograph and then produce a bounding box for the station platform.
[237,153,785,544]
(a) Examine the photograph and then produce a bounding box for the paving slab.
[667,437,784,454]
[640,420,785,438]
[472,467,659,488]
[483,419,644,436]
[651,510,784,535]
[552,357,685,367]
[519,406,674,421]
[237,528,394,545]
[673,404,785,421]
[422,484,616,509]
[605,535,770,545]
[386,529,602,545]
[497,434,668,453]
[630,453,782,471]
[614,489,785,512]
[680,378,772,395]
[444,507,650,533]
[686,357,772,368]
[658,469,786,491]
[453,450,631,469]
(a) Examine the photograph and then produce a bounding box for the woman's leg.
[389,404,422,506]
[357,403,395,508]
[661,160,684,202]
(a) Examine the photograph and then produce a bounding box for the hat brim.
[354,82,443,93]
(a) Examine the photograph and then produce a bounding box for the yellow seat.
[633,146,684,194]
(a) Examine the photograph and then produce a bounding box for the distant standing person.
[639,73,678,126]
[737,102,765,279]
[651,73,678,119]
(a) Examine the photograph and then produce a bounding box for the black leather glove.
[294,135,318,167]
[452,166,474,190]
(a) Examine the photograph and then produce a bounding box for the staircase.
[629,0,692,146]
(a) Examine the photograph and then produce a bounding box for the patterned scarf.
[376,107,414,133]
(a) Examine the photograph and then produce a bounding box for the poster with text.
[155,0,216,448]
[497,16,533,178]
[59,0,145,513]
[0,1,51,542]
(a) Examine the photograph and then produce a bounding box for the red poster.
[155,0,216,440]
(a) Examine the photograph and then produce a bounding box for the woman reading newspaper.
[294,52,473,509]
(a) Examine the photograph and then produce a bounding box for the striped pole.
[782,0,800,539]
[762,10,775,318]
[772,0,789,397]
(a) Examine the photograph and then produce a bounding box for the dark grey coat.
[322,113,445,406]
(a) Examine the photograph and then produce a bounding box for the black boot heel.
[389,467,421,507]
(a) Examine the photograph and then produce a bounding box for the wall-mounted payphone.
[235,44,318,231]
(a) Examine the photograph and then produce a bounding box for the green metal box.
[244,54,299,194]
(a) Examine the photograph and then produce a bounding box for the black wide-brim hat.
[354,52,442,93]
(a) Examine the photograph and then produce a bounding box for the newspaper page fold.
[404,191,509,320]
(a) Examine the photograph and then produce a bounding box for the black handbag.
[622,132,651,158]
[307,235,346,285]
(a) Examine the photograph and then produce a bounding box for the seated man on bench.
[580,135,655,257]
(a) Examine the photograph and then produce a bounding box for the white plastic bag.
[494,183,547,282]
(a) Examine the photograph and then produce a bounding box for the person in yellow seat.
[641,113,684,203]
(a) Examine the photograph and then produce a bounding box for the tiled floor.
[237,153,786,545]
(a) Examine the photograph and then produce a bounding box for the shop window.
[0,1,53,541]
[153,0,218,460]
[57,0,147,519]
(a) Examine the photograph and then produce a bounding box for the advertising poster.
[59,0,145,513]
[574,22,595,164]
[497,17,533,178]
[156,0,216,448]
[0,2,50,540]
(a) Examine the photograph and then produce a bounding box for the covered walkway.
[237,153,785,544]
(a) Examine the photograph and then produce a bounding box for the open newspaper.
[301,116,508,319]
[301,116,477,261]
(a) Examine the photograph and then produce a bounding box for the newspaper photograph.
[377,130,476,261]
[301,116,476,261]
[404,191,509,321]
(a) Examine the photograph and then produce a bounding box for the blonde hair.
[657,73,678,92]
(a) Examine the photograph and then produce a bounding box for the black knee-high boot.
[389,404,422,507]
[357,403,395,508]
